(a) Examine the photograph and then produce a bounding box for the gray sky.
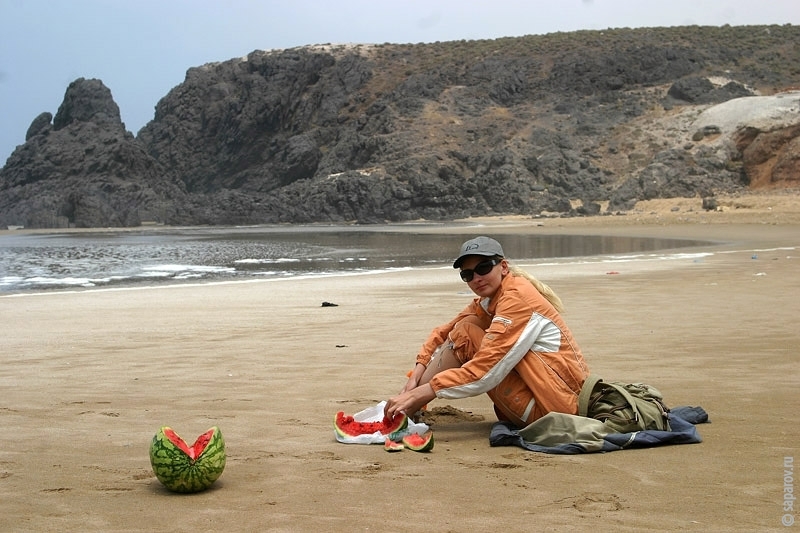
[2,0,799,164]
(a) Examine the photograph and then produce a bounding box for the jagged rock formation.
[0,79,188,227]
[2,25,799,228]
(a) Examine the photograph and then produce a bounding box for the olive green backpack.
[578,375,671,433]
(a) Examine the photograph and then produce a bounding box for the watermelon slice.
[334,411,408,439]
[401,432,434,452]
[384,437,405,452]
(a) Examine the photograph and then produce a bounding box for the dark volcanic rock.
[0,78,187,228]
[2,25,800,227]
[608,145,748,211]
[25,112,53,141]
[667,76,755,104]
[53,78,125,130]
[136,49,354,194]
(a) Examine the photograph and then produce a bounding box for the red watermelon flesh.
[334,411,408,438]
[163,427,215,461]
[402,432,434,452]
[384,437,405,452]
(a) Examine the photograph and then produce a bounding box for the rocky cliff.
[0,79,188,227]
[2,25,799,228]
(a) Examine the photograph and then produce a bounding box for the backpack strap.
[577,374,604,417]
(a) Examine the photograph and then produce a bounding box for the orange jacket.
[416,273,589,421]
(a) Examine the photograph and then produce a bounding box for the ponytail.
[507,263,564,313]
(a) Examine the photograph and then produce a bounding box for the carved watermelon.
[334,411,408,440]
[402,432,434,452]
[149,426,226,493]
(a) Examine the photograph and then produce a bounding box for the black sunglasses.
[460,258,501,282]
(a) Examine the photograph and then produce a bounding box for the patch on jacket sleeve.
[490,315,512,333]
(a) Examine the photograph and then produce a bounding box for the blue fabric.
[489,405,709,454]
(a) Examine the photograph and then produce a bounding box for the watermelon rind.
[401,432,434,452]
[334,411,408,439]
[386,424,410,443]
[384,437,405,452]
[149,426,226,493]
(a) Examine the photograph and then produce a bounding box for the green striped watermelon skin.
[149,426,226,493]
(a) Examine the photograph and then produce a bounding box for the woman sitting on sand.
[384,236,589,427]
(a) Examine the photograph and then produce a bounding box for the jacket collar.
[479,272,513,314]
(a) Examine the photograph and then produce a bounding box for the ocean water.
[0,225,707,295]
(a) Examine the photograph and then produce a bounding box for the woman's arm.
[400,362,427,394]
[415,302,479,367]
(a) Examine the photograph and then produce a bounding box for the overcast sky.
[1,0,799,164]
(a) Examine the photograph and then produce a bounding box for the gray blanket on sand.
[489,406,709,454]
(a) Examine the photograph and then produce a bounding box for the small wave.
[23,276,101,287]
[234,257,301,264]
[141,264,236,273]
[529,251,713,267]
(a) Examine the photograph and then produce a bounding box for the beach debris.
[321,301,339,307]
[702,197,717,211]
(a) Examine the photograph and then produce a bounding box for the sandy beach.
[1,192,798,532]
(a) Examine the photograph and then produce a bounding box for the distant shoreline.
[3,190,799,238]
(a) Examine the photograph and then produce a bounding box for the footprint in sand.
[96,486,135,492]
[569,492,624,512]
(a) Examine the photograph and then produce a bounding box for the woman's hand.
[384,383,435,421]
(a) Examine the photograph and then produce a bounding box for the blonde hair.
[507,263,564,313]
